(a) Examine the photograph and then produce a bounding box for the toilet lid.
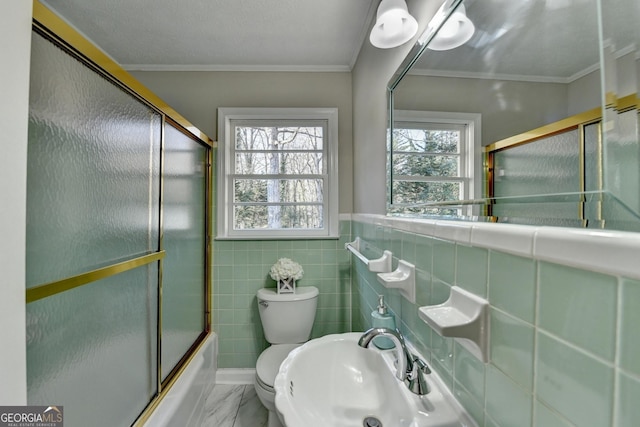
[256,344,301,388]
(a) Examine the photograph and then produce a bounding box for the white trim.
[217,107,339,240]
[471,222,535,257]
[215,368,256,385]
[348,0,379,70]
[351,213,640,280]
[408,63,601,84]
[0,0,30,405]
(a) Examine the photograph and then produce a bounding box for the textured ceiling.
[41,0,378,71]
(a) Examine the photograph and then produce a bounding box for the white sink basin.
[273,332,476,427]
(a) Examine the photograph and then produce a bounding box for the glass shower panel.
[583,122,602,224]
[493,129,581,197]
[161,123,207,380]
[605,109,640,212]
[26,31,161,287]
[26,264,159,427]
[600,110,640,230]
[492,130,581,221]
[584,122,602,194]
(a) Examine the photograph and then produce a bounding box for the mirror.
[387,0,640,231]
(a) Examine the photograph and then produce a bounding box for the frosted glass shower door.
[26,30,161,426]
[27,10,212,421]
[161,122,208,380]
[27,265,160,427]
[27,32,161,287]
[492,129,582,223]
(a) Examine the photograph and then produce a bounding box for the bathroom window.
[388,111,480,216]
[217,107,339,239]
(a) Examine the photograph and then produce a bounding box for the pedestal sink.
[273,332,476,427]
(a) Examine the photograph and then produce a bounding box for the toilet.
[254,286,319,427]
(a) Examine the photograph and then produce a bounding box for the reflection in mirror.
[387,0,640,231]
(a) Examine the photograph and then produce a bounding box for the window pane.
[234,179,324,203]
[234,205,268,229]
[392,128,460,153]
[235,152,323,175]
[392,154,460,176]
[280,205,324,229]
[233,205,323,230]
[235,126,324,150]
[392,181,462,204]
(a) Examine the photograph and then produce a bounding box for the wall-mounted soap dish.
[418,286,489,362]
[345,237,392,273]
[377,260,415,304]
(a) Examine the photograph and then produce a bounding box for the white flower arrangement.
[269,258,304,282]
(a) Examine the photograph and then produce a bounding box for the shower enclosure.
[25,6,212,426]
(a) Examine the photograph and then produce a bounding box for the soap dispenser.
[371,295,396,349]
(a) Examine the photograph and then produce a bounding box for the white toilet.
[255,286,318,427]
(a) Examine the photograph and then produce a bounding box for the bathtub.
[143,333,218,427]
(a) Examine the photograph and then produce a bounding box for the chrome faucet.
[358,327,431,395]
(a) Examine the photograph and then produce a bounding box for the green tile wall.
[211,214,640,426]
[212,220,352,368]
[351,219,640,427]
[619,278,640,376]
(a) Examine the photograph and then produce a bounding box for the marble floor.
[202,384,268,427]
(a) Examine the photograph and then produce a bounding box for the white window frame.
[216,107,339,239]
[389,110,481,215]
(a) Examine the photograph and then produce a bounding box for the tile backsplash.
[351,214,640,427]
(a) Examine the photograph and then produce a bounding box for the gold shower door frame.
[484,94,637,219]
[29,2,214,425]
[483,106,607,223]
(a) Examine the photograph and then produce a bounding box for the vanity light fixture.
[427,3,475,51]
[369,0,418,49]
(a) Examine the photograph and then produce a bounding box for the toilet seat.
[256,344,301,391]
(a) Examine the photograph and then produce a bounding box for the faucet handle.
[405,356,431,395]
[412,357,431,375]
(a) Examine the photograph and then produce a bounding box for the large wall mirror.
[387,0,639,231]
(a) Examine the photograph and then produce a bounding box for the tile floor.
[202,384,268,427]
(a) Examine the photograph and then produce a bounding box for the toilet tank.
[257,286,319,344]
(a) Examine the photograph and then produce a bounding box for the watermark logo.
[0,406,63,427]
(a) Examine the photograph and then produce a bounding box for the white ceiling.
[39,0,637,81]
[41,0,378,71]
